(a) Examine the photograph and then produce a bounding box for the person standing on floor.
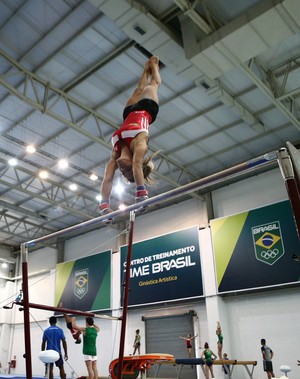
[133,329,141,355]
[261,338,275,379]
[202,342,217,379]
[72,317,100,379]
[222,352,230,378]
[41,316,68,379]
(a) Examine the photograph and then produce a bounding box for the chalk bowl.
[38,350,59,364]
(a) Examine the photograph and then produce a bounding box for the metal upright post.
[20,243,32,379]
[117,211,136,379]
[277,148,300,239]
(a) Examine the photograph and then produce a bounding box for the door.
[145,312,197,378]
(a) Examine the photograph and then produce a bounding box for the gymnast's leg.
[126,59,151,107]
[131,56,161,205]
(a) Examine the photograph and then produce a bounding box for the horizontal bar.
[15,301,120,319]
[16,301,95,317]
[24,151,277,248]
[156,359,257,366]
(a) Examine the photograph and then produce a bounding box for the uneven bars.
[15,301,120,319]
[277,147,300,238]
[16,301,94,317]
[24,151,277,248]
[117,211,135,379]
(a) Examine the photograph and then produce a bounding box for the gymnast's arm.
[71,318,86,333]
[100,150,118,201]
[62,338,68,361]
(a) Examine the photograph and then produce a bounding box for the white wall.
[1,167,298,378]
[209,167,296,379]
[224,288,300,378]
[212,168,287,218]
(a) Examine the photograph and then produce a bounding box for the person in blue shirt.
[41,316,68,379]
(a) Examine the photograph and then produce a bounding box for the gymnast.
[216,321,223,359]
[99,55,161,221]
[62,312,82,344]
[202,342,217,379]
[132,329,141,355]
[179,333,198,358]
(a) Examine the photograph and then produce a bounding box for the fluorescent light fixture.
[69,183,78,191]
[114,182,124,194]
[26,145,36,153]
[8,158,18,166]
[39,170,48,179]
[90,173,98,181]
[119,203,126,211]
[58,159,69,169]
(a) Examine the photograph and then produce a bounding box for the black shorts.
[263,361,273,372]
[123,98,159,123]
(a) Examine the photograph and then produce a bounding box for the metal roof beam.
[0,171,94,219]
[240,59,300,132]
[0,49,199,190]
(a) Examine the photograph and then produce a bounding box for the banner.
[55,251,111,312]
[120,226,203,306]
[211,200,300,293]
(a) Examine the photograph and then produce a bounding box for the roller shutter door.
[145,312,197,378]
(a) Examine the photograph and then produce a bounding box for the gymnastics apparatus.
[108,356,257,379]
[277,142,300,239]
[13,142,300,379]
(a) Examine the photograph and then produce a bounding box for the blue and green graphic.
[211,200,300,293]
[55,251,111,312]
[120,226,203,306]
[252,221,284,265]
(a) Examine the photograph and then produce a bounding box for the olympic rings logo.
[260,249,279,259]
[76,288,86,295]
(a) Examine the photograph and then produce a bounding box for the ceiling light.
[114,182,124,194]
[26,145,36,153]
[69,183,78,191]
[96,195,102,202]
[90,173,98,181]
[119,203,126,211]
[1,262,8,269]
[39,170,48,179]
[58,159,69,169]
[8,158,18,166]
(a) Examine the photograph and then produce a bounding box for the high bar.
[16,301,120,319]
[23,151,277,248]
[16,301,96,317]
